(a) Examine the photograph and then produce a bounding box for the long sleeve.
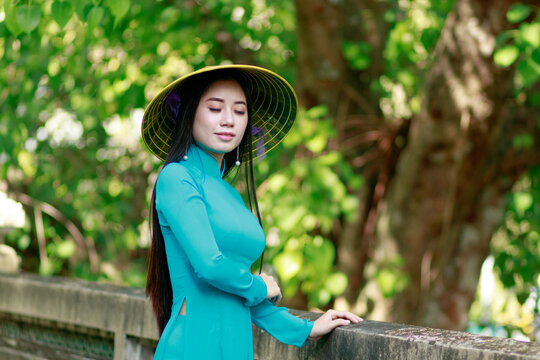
[156,163,267,306]
[250,300,314,347]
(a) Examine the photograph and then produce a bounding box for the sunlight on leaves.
[274,252,302,281]
[519,23,540,48]
[325,272,348,296]
[494,45,520,67]
[513,192,532,216]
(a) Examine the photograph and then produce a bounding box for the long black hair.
[145,70,263,335]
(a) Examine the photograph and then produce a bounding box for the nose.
[221,108,234,127]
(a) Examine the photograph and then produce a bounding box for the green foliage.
[15,4,41,33]
[375,256,410,298]
[494,45,520,67]
[469,167,540,339]
[254,105,362,307]
[507,3,532,24]
[50,1,73,29]
[1,0,539,330]
[512,133,534,149]
[342,41,372,70]
[4,0,22,36]
[494,4,540,90]
[0,0,298,286]
[379,0,453,119]
[493,167,540,304]
[106,0,130,25]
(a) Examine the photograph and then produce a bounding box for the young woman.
[142,65,361,359]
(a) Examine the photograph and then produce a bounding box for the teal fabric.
[154,144,314,359]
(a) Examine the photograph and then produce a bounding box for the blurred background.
[0,0,538,342]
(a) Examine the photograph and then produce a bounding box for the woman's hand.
[308,310,363,340]
[260,273,282,303]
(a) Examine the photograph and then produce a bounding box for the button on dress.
[154,144,314,359]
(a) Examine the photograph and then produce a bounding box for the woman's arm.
[156,163,269,306]
[307,310,363,340]
[251,300,362,347]
[250,300,314,347]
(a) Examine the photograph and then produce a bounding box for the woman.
[142,65,361,359]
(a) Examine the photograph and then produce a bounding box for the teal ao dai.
[153,144,313,359]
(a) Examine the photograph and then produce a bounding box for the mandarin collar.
[186,143,225,178]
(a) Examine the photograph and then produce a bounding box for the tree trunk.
[294,0,394,310]
[384,0,540,330]
[294,0,540,330]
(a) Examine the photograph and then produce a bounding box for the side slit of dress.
[180,298,187,315]
[162,295,187,359]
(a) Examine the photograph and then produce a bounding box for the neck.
[195,141,225,168]
[209,152,224,168]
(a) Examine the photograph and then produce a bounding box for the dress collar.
[186,143,225,178]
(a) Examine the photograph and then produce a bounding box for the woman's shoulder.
[157,162,203,190]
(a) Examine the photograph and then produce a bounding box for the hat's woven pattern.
[142,65,297,162]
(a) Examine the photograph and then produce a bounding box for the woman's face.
[193,79,248,162]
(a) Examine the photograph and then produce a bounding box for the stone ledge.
[255,312,540,360]
[0,272,158,341]
[1,272,539,360]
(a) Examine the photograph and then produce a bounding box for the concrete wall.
[1,272,539,360]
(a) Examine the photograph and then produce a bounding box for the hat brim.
[141,64,298,162]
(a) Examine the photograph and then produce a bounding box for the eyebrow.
[205,97,247,105]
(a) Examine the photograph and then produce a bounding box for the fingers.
[328,310,363,323]
[331,318,351,328]
[308,309,364,341]
[260,274,282,299]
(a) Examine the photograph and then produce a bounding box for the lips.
[215,132,235,141]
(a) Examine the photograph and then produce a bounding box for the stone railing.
[1,272,539,360]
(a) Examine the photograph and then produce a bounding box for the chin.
[213,144,236,154]
[219,144,239,153]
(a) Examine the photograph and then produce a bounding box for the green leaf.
[512,133,534,149]
[513,192,533,216]
[56,240,75,258]
[306,105,328,119]
[87,6,104,30]
[494,45,520,67]
[267,173,288,192]
[520,23,540,48]
[15,5,42,34]
[39,259,55,276]
[4,0,22,36]
[106,0,130,23]
[17,235,31,251]
[506,4,532,24]
[325,272,348,295]
[341,41,372,70]
[532,48,540,67]
[304,236,334,272]
[420,28,440,51]
[274,252,302,281]
[315,289,331,305]
[280,206,306,231]
[305,134,327,153]
[51,1,74,29]
[517,58,540,88]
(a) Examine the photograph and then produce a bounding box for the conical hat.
[141,64,298,161]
